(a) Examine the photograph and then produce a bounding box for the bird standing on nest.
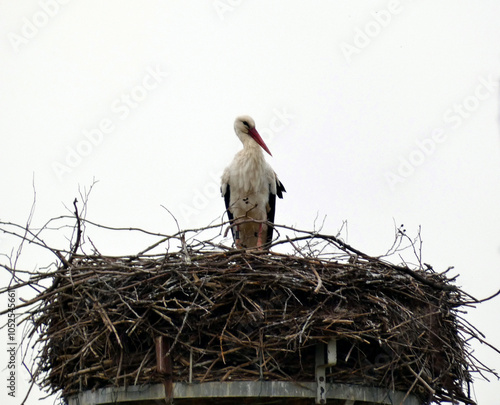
[221,115,285,249]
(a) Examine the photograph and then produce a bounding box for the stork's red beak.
[249,127,272,156]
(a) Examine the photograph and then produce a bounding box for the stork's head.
[234,115,272,156]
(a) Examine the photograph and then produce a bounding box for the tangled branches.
[1,210,499,405]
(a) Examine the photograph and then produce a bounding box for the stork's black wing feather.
[276,180,286,199]
[266,179,286,246]
[223,185,236,242]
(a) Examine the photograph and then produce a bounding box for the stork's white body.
[221,116,285,249]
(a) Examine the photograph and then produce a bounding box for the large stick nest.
[2,210,497,405]
[36,244,475,404]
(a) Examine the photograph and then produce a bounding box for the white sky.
[1,1,499,404]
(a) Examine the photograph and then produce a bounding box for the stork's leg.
[256,223,264,250]
[235,225,242,249]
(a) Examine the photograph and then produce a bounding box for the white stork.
[221,115,285,249]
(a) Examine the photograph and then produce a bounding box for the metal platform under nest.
[68,340,421,405]
[68,381,420,405]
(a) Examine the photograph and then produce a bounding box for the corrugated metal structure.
[69,380,420,405]
[68,340,421,405]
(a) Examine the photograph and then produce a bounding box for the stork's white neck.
[241,135,265,159]
[225,129,271,196]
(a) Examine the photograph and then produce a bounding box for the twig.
[69,198,82,264]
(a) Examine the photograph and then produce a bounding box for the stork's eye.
[242,121,249,127]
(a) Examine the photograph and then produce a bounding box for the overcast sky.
[1,1,500,404]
